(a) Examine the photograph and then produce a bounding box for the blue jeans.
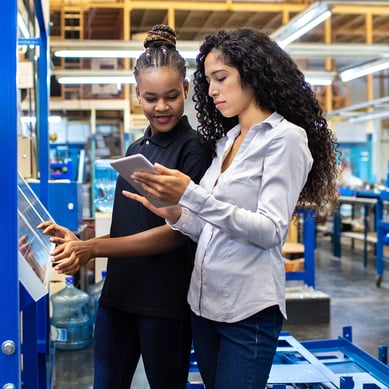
[191,305,283,389]
[93,305,192,389]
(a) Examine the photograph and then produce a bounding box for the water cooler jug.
[51,276,91,350]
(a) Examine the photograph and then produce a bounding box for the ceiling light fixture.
[54,50,143,59]
[21,116,62,124]
[347,110,389,123]
[304,70,336,86]
[51,40,200,60]
[285,43,389,60]
[340,58,389,82]
[57,76,135,85]
[58,76,135,85]
[51,39,389,65]
[271,2,332,48]
[305,77,332,86]
[54,70,136,85]
[326,96,389,123]
[329,96,389,116]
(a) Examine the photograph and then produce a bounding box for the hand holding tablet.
[110,154,172,208]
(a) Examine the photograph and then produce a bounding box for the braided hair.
[134,24,187,81]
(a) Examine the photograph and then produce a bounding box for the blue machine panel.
[28,181,83,231]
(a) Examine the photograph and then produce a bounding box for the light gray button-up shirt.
[172,112,313,323]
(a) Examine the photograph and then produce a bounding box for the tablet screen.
[110,154,172,208]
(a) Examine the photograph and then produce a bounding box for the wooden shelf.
[341,231,377,244]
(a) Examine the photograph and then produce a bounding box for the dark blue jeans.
[191,305,283,389]
[93,305,192,389]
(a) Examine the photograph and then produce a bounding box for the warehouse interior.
[2,0,389,388]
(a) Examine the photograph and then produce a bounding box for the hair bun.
[144,24,177,50]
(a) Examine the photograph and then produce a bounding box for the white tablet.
[110,154,172,208]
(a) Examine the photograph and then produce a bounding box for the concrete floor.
[53,234,389,389]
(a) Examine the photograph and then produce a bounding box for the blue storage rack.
[1,0,52,387]
[274,327,389,389]
[187,327,389,389]
[375,189,389,287]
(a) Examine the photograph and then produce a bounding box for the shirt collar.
[261,111,284,128]
[141,115,192,148]
[227,111,284,139]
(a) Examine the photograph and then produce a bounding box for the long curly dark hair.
[192,27,340,214]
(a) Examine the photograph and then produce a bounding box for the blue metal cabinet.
[1,1,21,387]
[1,0,52,387]
[29,182,83,231]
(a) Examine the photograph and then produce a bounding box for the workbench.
[330,191,389,286]
[332,195,379,267]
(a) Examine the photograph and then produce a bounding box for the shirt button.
[146,140,150,145]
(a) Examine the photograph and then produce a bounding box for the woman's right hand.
[37,221,78,245]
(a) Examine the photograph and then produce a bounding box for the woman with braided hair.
[122,27,340,388]
[39,24,211,388]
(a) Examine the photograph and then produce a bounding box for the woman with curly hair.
[123,27,340,388]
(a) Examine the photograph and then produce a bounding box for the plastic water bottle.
[51,276,91,350]
[94,159,118,213]
[87,270,107,332]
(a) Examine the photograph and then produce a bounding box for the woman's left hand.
[122,190,183,224]
[50,240,94,275]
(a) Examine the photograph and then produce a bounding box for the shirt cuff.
[167,180,207,231]
[168,207,192,231]
[178,180,208,213]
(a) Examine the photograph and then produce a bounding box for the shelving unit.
[1,1,52,388]
[50,6,83,100]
